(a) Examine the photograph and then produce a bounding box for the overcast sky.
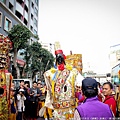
[38,0,120,74]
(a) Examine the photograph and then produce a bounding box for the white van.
[13,79,32,89]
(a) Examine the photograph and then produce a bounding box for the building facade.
[0,0,39,43]
[0,0,39,77]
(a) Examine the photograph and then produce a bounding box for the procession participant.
[39,42,84,120]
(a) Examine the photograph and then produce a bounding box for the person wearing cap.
[74,77,114,120]
[16,88,26,120]
[39,42,84,120]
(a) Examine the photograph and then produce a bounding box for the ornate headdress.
[54,41,66,59]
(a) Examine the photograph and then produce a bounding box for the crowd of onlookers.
[9,80,47,120]
[8,78,120,120]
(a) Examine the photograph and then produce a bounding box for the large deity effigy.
[0,34,13,120]
[39,42,84,120]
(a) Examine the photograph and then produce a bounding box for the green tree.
[7,24,33,78]
[22,42,55,81]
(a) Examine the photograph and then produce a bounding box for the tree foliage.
[22,42,55,80]
[7,24,54,80]
[8,24,32,50]
[7,24,33,78]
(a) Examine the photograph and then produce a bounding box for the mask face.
[56,54,64,65]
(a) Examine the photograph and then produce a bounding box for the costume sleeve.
[74,109,81,120]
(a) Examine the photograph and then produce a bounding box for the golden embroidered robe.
[42,66,84,120]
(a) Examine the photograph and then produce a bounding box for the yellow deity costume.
[39,64,84,120]
[0,96,8,120]
[0,34,13,120]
